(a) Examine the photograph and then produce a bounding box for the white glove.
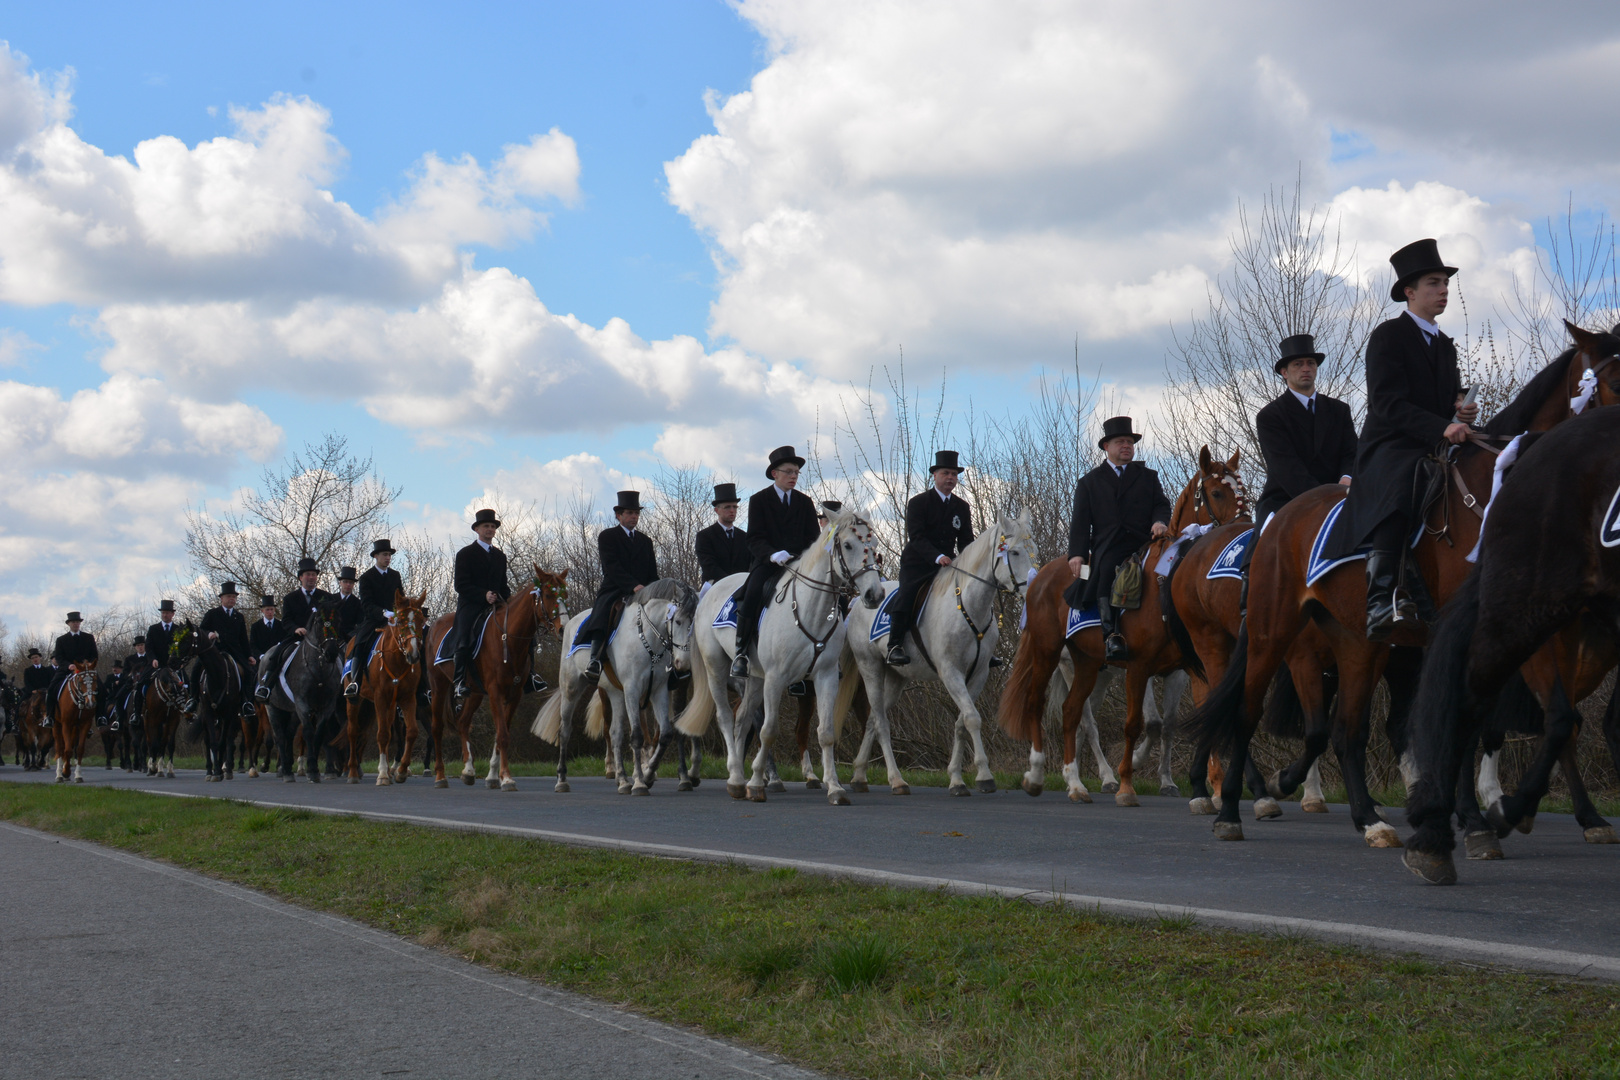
[771,550,791,565]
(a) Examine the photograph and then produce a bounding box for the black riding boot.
[1396,558,1439,624]
[1102,605,1129,662]
[452,646,472,698]
[584,633,607,684]
[1365,551,1399,642]
[730,638,751,679]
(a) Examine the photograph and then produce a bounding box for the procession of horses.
[5,238,1620,888]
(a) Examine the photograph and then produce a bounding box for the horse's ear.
[415,590,427,606]
[1199,445,1213,472]
[1018,507,1032,530]
[393,588,406,607]
[532,562,543,578]
[1226,448,1241,470]
[1567,319,1595,346]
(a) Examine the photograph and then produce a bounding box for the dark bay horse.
[1404,405,1620,884]
[264,602,345,782]
[997,446,1250,803]
[345,590,428,785]
[192,637,246,782]
[425,566,567,790]
[1191,324,1620,847]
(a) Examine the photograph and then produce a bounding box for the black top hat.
[111,660,123,670]
[765,445,805,478]
[337,566,358,583]
[259,595,277,609]
[133,635,146,646]
[711,482,740,506]
[27,648,40,658]
[614,490,643,513]
[1275,333,1327,375]
[296,557,319,575]
[1097,416,1143,450]
[1389,238,1458,303]
[818,500,842,516]
[471,508,501,530]
[371,538,396,557]
[65,611,83,623]
[218,581,238,597]
[158,599,175,613]
[930,450,964,474]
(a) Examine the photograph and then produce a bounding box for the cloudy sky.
[2,0,1618,633]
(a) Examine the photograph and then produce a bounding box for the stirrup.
[253,684,271,702]
[787,680,809,697]
[1104,633,1129,662]
[729,651,751,678]
[342,680,359,699]
[241,701,257,718]
[584,659,602,684]
[988,656,1004,669]
[529,673,549,694]
[885,646,910,666]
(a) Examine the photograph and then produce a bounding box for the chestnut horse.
[997,446,1250,803]
[425,566,567,790]
[51,662,98,783]
[139,666,187,778]
[345,590,428,786]
[1192,323,1620,847]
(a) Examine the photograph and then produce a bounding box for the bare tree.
[184,435,400,601]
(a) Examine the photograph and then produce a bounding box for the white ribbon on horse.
[1571,367,1598,415]
[1018,566,1038,630]
[1466,432,1524,564]
[1155,521,1212,577]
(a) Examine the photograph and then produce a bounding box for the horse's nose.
[863,584,884,609]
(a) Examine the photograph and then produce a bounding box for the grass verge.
[4,782,1619,1078]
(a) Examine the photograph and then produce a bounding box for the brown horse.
[1194,323,1620,846]
[997,446,1250,803]
[18,691,50,770]
[139,668,186,778]
[51,663,98,783]
[425,566,567,790]
[345,590,428,785]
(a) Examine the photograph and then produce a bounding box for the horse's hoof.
[375,775,390,786]
[891,784,910,796]
[1515,813,1536,836]
[1021,778,1043,797]
[1115,791,1140,808]
[165,768,175,778]
[976,778,996,794]
[348,776,360,785]
[1212,821,1244,841]
[247,767,258,778]
[283,776,296,784]
[805,778,822,790]
[1068,789,1092,804]
[1364,821,1403,848]
[1159,783,1179,798]
[632,784,649,796]
[677,780,692,792]
[617,782,633,795]
[1189,797,1216,815]
[746,786,767,803]
[726,782,747,800]
[1403,847,1457,885]
[1211,795,1223,811]
[850,780,869,793]
[308,772,321,785]
[1301,797,1328,814]
[74,776,84,784]
[948,784,971,797]
[1584,826,1619,844]
[767,779,786,794]
[1465,830,1504,860]
[1265,774,1286,800]
[555,781,571,793]
[461,773,475,787]
[830,791,851,806]
[1485,799,1512,838]
[1100,781,1119,794]
[688,776,701,789]
[434,778,449,789]
[205,775,219,783]
[604,767,616,780]
[394,771,409,785]
[1253,797,1283,820]
[1373,804,1399,825]
[501,779,518,792]
[486,776,500,790]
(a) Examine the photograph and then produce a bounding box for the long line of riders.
[6,237,1620,887]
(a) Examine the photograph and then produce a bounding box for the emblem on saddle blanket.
[1064,605,1102,638]
[712,593,768,633]
[566,619,619,656]
[868,588,927,643]
[1205,528,1255,581]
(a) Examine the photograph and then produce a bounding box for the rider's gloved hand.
[771,551,791,565]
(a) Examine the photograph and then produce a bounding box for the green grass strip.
[4,781,1618,1079]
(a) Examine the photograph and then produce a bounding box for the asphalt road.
[6,762,1620,982]
[0,820,821,1080]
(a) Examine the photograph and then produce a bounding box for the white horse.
[837,510,1037,796]
[533,579,696,795]
[676,506,885,805]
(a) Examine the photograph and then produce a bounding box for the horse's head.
[171,623,197,663]
[666,582,699,673]
[1177,446,1250,529]
[391,589,428,663]
[1564,320,1620,413]
[993,509,1038,595]
[310,600,340,642]
[825,504,886,609]
[532,565,569,633]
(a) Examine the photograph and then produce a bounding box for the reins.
[773,517,880,684]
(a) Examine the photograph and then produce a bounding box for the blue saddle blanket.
[1064,605,1102,638]
[712,591,770,632]
[869,587,928,643]
[433,608,492,666]
[1306,499,1368,587]
[567,617,619,656]
[1206,528,1255,581]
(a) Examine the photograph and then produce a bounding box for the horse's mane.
[636,577,698,619]
[955,518,1003,579]
[1481,343,1610,434]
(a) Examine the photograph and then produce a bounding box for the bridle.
[635,595,692,671]
[938,526,1033,679]
[65,667,97,713]
[1192,468,1251,526]
[775,516,882,681]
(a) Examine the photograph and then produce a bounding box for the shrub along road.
[5,762,1619,979]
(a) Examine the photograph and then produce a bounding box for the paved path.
[0,821,820,1080]
[6,764,1620,981]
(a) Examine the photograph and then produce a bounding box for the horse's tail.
[1483,670,1544,735]
[1261,664,1305,739]
[830,643,862,743]
[675,641,714,737]
[1405,570,1482,838]
[995,617,1060,744]
[1184,619,1249,756]
[584,689,609,740]
[531,688,565,744]
[1157,538,1205,681]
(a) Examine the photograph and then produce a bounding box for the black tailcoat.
[199,605,250,669]
[900,489,974,570]
[334,593,363,637]
[359,566,407,618]
[451,541,511,656]
[144,621,182,668]
[22,663,51,693]
[122,651,149,674]
[250,618,287,658]
[1254,391,1358,522]
[695,522,752,583]
[54,630,96,667]
[589,527,659,637]
[281,588,334,635]
[1326,313,1462,557]
[1064,461,1171,609]
[737,486,821,645]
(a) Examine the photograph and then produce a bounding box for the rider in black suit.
[345,539,409,699]
[47,612,98,722]
[1254,334,1358,526]
[195,581,252,716]
[250,597,288,661]
[452,509,512,697]
[694,483,751,587]
[884,451,974,666]
[1064,417,1171,662]
[333,567,363,638]
[143,600,182,675]
[584,491,660,682]
[254,557,331,702]
[731,446,820,678]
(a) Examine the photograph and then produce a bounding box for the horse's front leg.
[810,660,849,806]
[372,686,394,786]
[715,671,751,799]
[867,674,909,795]
[942,667,995,796]
[396,685,418,783]
[628,678,656,795]
[640,680,677,790]
[1085,671,1120,793]
[747,675,786,802]
[457,695,478,786]
[490,694,516,792]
